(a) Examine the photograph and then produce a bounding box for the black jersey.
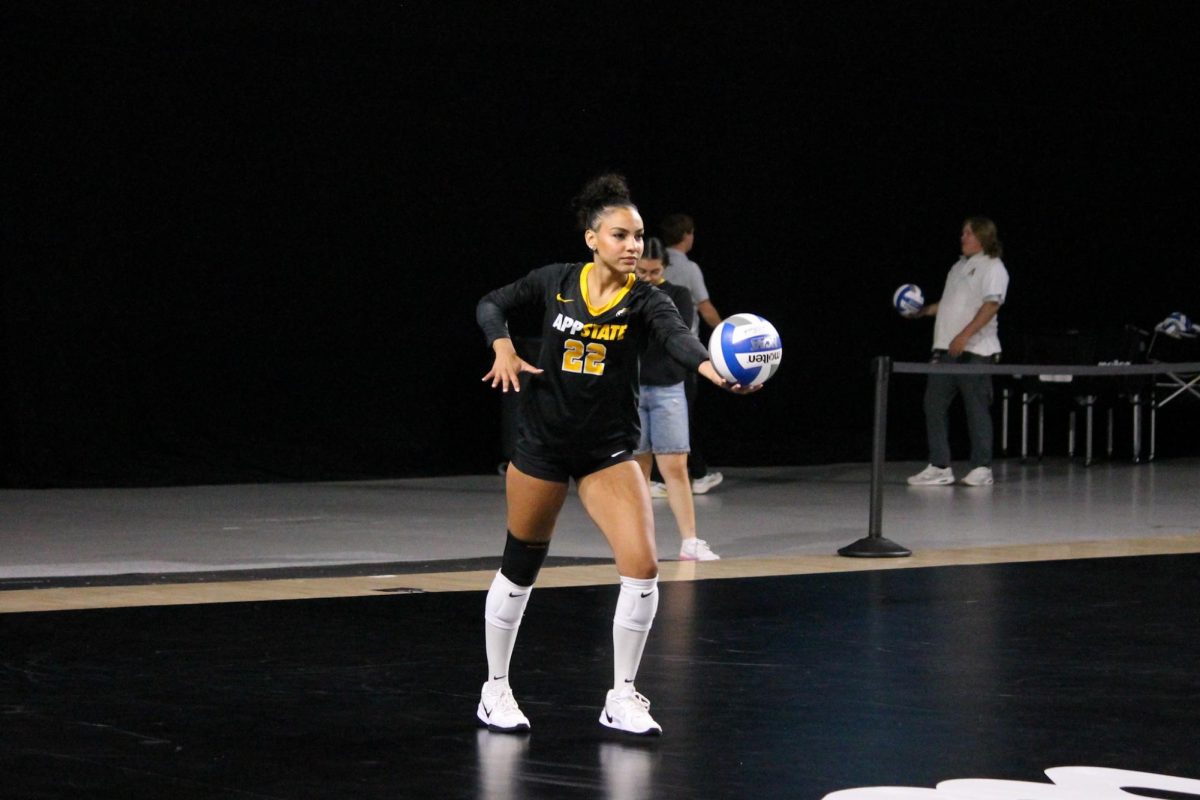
[639,281,696,387]
[478,262,709,453]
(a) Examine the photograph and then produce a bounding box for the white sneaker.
[477,681,530,733]
[599,686,662,736]
[648,481,668,499]
[960,466,994,486]
[691,471,724,494]
[906,465,955,485]
[679,537,720,561]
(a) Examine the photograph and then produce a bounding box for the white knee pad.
[484,570,532,631]
[614,575,658,632]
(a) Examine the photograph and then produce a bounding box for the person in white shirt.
[907,217,1010,487]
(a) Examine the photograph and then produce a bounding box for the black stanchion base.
[837,537,912,558]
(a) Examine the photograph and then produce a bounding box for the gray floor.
[2,458,1197,579]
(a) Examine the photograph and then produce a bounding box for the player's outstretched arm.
[698,360,761,395]
[482,338,543,393]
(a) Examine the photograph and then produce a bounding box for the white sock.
[483,570,532,685]
[612,575,658,691]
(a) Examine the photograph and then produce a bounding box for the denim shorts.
[635,382,690,455]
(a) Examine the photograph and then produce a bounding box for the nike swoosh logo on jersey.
[614,308,628,317]
[624,678,635,683]
[556,293,573,302]
[640,591,654,597]
[493,675,506,681]
[508,592,527,598]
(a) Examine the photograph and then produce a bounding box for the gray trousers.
[923,351,998,469]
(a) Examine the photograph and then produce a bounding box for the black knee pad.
[500,531,550,587]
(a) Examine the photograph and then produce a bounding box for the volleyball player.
[475,174,756,736]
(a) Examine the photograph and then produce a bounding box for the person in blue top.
[475,174,757,736]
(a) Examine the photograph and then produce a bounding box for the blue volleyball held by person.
[707,314,782,387]
[893,283,924,318]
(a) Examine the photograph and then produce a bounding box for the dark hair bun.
[573,173,634,231]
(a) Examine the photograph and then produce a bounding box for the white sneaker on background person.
[679,537,720,561]
[648,481,668,498]
[691,471,723,494]
[960,466,995,486]
[906,465,955,485]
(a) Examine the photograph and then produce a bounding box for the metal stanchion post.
[838,356,911,558]
[1000,387,1009,457]
[1132,392,1142,463]
[1150,391,1157,462]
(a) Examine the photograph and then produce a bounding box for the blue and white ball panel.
[707,313,782,387]
[892,283,924,317]
[1157,312,1198,339]
[1169,312,1197,336]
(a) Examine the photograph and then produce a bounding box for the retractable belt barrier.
[838,357,1200,558]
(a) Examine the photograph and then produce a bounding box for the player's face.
[636,257,665,284]
[961,223,983,256]
[587,206,645,275]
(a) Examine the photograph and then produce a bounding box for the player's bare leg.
[505,463,568,543]
[479,463,568,733]
[577,460,656,578]
[578,460,663,735]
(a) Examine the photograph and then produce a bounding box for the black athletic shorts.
[511,438,635,483]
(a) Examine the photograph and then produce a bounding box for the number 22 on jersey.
[561,339,606,376]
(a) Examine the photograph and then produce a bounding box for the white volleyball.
[707,314,782,387]
[1156,312,1198,339]
[892,284,924,318]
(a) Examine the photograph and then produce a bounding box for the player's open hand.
[699,361,762,394]
[483,339,543,393]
